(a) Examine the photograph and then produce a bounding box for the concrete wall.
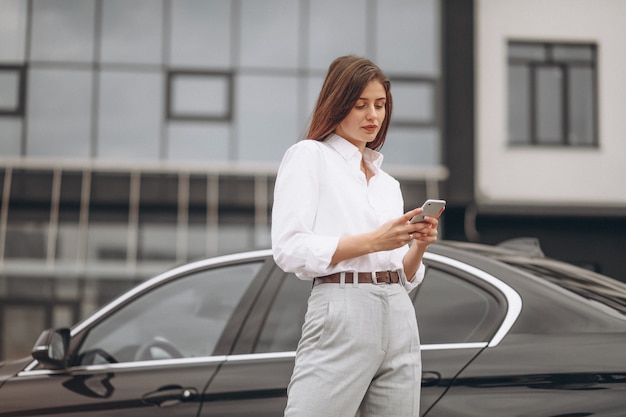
[475,0,626,207]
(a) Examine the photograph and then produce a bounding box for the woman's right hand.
[370,207,435,251]
[330,208,437,265]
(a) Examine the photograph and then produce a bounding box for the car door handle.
[421,371,441,387]
[142,385,198,408]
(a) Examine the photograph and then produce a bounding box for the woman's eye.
[355,105,366,109]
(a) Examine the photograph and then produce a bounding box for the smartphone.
[410,199,446,223]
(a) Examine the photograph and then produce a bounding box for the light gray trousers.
[284,281,421,417]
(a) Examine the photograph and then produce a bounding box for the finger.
[422,216,439,228]
[417,224,438,237]
[403,207,423,223]
[409,220,434,233]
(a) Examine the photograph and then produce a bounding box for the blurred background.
[0,0,624,361]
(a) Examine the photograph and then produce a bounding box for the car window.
[253,266,503,353]
[75,262,262,365]
[413,267,501,344]
[253,274,310,353]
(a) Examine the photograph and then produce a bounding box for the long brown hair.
[307,55,393,151]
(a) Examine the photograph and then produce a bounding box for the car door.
[413,264,505,414]
[198,264,306,417]
[0,259,270,417]
[198,257,508,417]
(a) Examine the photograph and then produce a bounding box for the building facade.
[0,0,446,360]
[1,0,625,362]
[444,0,626,282]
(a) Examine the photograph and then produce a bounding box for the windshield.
[497,256,626,314]
[442,241,626,315]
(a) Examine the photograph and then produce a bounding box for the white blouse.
[271,134,424,292]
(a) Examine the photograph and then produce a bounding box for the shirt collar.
[326,134,384,169]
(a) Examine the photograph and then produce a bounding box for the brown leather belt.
[315,271,400,285]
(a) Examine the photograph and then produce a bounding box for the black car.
[1,240,625,416]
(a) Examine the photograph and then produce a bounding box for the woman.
[271,55,439,417]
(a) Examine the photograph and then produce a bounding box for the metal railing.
[0,158,448,279]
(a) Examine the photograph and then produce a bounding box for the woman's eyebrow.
[357,96,386,101]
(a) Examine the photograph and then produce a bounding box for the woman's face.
[335,80,386,151]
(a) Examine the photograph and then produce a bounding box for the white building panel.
[476,0,626,206]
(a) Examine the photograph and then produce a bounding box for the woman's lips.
[363,125,378,133]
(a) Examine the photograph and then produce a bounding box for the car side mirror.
[31,328,70,369]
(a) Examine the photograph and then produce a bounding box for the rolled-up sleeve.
[402,261,426,293]
[271,142,339,279]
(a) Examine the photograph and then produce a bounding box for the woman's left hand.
[401,210,439,281]
[407,215,439,248]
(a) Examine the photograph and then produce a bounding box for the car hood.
[0,357,32,388]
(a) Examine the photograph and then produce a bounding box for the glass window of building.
[508,41,598,147]
[30,0,96,63]
[376,0,439,76]
[308,0,367,70]
[97,71,163,159]
[168,71,233,121]
[240,0,299,69]
[169,0,231,68]
[0,66,23,113]
[100,0,163,65]
[0,0,28,62]
[86,172,132,264]
[26,68,93,157]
